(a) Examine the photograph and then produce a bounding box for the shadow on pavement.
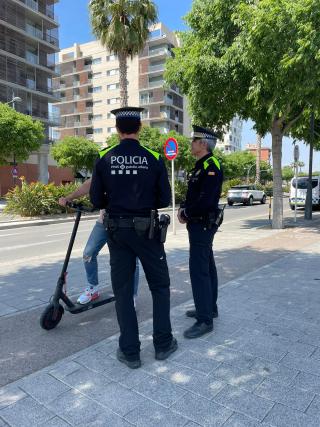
[1,242,315,387]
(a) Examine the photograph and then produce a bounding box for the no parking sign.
[164,137,178,161]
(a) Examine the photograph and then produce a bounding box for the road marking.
[0,240,61,252]
[46,229,92,237]
[0,232,22,237]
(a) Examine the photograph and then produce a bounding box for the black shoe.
[155,338,178,361]
[183,322,213,339]
[116,348,141,369]
[185,309,218,319]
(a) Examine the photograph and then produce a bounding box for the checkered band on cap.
[115,111,141,119]
[111,107,144,120]
[191,131,216,140]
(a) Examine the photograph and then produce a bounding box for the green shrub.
[174,180,188,204]
[263,183,273,196]
[4,179,90,216]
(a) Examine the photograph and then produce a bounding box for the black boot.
[116,348,141,369]
[183,322,213,339]
[155,338,178,360]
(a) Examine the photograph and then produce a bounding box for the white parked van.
[289,176,320,210]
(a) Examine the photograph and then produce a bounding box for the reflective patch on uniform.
[111,170,116,175]
[126,170,130,174]
[208,171,215,176]
[133,170,138,175]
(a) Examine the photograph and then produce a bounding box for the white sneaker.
[77,286,100,305]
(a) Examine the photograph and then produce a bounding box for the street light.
[6,96,22,106]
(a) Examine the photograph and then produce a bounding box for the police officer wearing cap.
[90,107,178,369]
[178,125,223,339]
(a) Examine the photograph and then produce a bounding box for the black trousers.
[106,228,173,360]
[187,222,218,325]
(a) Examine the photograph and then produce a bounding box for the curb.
[0,214,98,230]
[0,207,182,230]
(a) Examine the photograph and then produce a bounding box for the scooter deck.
[64,292,115,314]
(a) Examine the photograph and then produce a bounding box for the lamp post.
[6,95,22,186]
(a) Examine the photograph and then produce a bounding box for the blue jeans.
[83,221,139,296]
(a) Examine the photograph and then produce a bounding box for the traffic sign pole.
[171,159,176,235]
[164,137,178,235]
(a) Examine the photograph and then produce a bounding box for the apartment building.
[0,0,72,196]
[216,117,243,153]
[54,23,188,145]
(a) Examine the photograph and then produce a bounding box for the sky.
[55,0,319,172]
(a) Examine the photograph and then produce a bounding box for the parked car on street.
[227,185,266,206]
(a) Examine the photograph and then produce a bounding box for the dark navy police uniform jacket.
[183,153,223,219]
[90,138,171,215]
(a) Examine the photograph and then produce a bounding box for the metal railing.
[149,64,165,73]
[26,51,39,65]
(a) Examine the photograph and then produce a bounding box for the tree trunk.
[271,120,284,229]
[256,133,262,184]
[118,52,128,107]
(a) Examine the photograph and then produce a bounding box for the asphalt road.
[0,201,306,386]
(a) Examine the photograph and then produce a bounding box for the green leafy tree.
[282,166,294,184]
[0,103,44,165]
[51,136,100,177]
[89,0,157,107]
[166,0,320,229]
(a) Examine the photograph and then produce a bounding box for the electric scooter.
[40,202,115,330]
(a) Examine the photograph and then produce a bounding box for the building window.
[94,128,103,134]
[93,114,103,120]
[107,83,119,91]
[92,72,102,78]
[107,54,117,61]
[107,68,119,76]
[93,100,102,105]
[92,86,102,93]
[107,112,115,119]
[149,29,161,39]
[92,57,102,65]
[107,98,120,105]
[108,127,117,133]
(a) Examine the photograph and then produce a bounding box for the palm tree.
[89,0,158,107]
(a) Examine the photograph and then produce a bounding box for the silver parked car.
[227,185,266,206]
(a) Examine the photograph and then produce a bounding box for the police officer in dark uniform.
[178,125,223,339]
[90,107,177,368]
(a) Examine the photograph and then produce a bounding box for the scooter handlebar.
[65,201,97,213]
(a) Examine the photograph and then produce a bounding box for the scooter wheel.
[40,304,64,330]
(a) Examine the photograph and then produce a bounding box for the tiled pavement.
[1,239,320,426]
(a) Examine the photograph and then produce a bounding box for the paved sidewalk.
[1,236,320,426]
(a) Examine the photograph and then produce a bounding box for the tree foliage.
[0,103,44,165]
[282,166,294,183]
[165,0,320,228]
[51,136,99,176]
[89,0,157,106]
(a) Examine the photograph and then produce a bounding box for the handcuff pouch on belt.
[207,205,226,229]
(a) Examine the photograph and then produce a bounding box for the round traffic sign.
[164,137,178,161]
[12,167,18,178]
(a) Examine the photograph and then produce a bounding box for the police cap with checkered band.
[191,125,219,141]
[111,107,144,126]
